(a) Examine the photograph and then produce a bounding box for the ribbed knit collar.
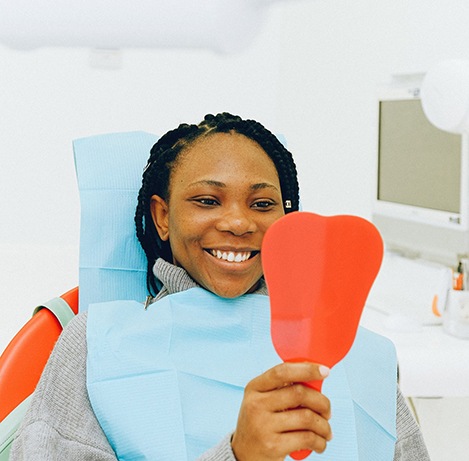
[152,258,268,301]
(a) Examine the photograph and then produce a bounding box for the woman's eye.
[252,200,275,210]
[195,198,219,206]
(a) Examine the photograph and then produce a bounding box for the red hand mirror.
[261,212,383,460]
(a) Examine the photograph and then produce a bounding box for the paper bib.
[87,288,397,460]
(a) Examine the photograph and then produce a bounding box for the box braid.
[135,112,300,296]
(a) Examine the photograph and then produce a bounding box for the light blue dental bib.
[87,288,397,460]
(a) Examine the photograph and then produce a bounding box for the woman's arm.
[10,312,116,461]
[393,388,430,461]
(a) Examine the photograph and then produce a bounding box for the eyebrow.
[188,179,280,191]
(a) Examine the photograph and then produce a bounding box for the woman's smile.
[205,248,259,263]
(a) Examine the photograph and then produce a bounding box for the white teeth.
[210,250,251,263]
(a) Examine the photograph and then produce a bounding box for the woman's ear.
[150,195,170,241]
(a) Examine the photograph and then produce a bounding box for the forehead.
[171,132,280,185]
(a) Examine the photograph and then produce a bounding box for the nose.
[215,205,257,235]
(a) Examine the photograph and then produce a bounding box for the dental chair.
[0,287,78,460]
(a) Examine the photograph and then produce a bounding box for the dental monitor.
[372,87,469,267]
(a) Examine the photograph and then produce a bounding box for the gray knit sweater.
[11,259,430,460]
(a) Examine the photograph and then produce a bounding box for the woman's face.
[151,132,285,298]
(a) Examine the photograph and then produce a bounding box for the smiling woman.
[10,113,430,461]
[149,132,285,298]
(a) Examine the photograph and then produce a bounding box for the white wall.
[2,1,469,459]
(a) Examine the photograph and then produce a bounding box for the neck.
[152,258,268,301]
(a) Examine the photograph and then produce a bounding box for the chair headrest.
[74,131,158,311]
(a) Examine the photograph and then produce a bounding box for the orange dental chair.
[0,287,78,459]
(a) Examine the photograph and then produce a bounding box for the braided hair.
[135,112,300,296]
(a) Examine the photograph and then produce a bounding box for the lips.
[207,249,259,263]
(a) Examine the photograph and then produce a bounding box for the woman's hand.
[231,362,332,461]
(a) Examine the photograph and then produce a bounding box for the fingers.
[276,428,330,455]
[246,362,332,420]
[273,405,332,441]
[261,383,333,445]
[247,361,330,393]
[269,381,332,419]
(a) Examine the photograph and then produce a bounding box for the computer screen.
[378,98,461,214]
[372,90,469,267]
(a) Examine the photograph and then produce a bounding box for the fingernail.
[319,365,330,377]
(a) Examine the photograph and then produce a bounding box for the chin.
[207,281,261,299]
